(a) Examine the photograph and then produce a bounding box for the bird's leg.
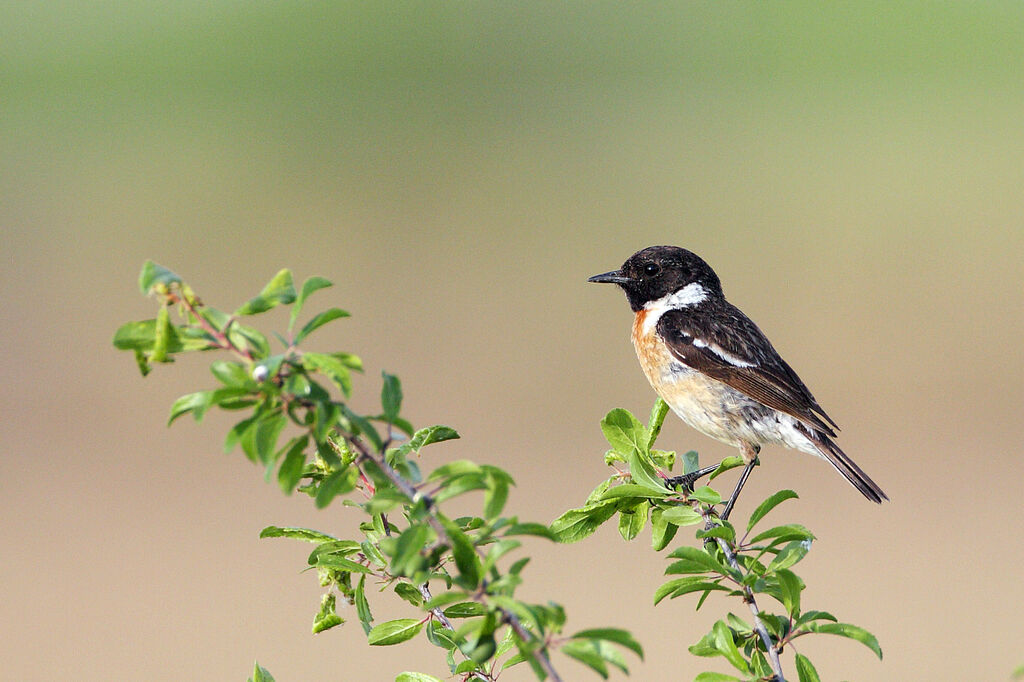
[720,444,761,522]
[665,463,720,493]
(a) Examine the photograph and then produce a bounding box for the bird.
[588,245,887,517]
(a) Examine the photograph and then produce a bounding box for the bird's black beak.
[587,269,631,285]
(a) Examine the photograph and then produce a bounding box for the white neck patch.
[641,282,709,333]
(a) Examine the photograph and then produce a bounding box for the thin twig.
[701,506,786,682]
[175,290,255,362]
[419,584,492,682]
[344,434,564,682]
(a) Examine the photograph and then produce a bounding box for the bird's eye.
[643,263,660,276]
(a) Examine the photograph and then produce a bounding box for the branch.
[701,507,786,682]
[344,434,565,682]
[175,290,255,362]
[419,583,492,682]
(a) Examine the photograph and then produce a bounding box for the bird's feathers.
[656,305,840,437]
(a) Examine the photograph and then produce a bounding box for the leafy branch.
[551,400,883,682]
[114,261,642,681]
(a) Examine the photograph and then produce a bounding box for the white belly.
[640,352,822,459]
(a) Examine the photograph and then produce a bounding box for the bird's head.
[588,245,723,312]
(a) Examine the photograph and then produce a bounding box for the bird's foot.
[664,462,720,493]
[664,472,701,493]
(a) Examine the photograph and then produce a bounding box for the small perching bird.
[589,245,887,517]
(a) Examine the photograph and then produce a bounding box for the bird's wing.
[656,306,840,437]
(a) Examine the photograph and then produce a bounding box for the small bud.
[252,365,269,382]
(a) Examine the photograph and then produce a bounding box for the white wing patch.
[692,338,756,368]
[641,282,708,333]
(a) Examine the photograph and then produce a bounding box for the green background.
[3,3,1023,680]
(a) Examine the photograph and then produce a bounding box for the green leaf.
[658,505,703,526]
[210,360,253,388]
[228,322,270,359]
[503,522,557,540]
[483,475,509,520]
[649,449,676,470]
[340,405,383,451]
[432,473,488,505]
[708,456,745,481]
[688,630,719,657]
[746,490,799,532]
[712,620,751,673]
[424,619,459,650]
[132,348,151,376]
[355,574,374,634]
[225,415,258,453]
[114,320,214,354]
[665,546,732,576]
[649,507,678,551]
[290,276,333,330]
[768,540,811,572]
[693,673,742,682]
[138,260,181,294]
[248,662,275,682]
[682,450,700,474]
[600,484,668,500]
[624,448,667,494]
[168,391,214,425]
[395,674,443,682]
[307,539,361,562]
[806,622,883,659]
[749,649,771,677]
[249,412,287,466]
[654,577,729,605]
[277,436,308,494]
[443,519,481,589]
[775,568,803,617]
[294,307,349,344]
[312,593,344,634]
[601,408,649,458]
[443,602,488,618]
[259,526,338,542]
[559,640,609,678]
[618,500,649,541]
[689,486,721,504]
[390,524,430,576]
[364,488,410,514]
[749,524,815,545]
[570,628,644,659]
[393,582,424,608]
[314,554,373,574]
[150,304,172,362]
[549,500,618,543]
[697,523,736,543]
[795,653,820,682]
[422,591,472,611]
[795,610,838,628]
[235,269,296,316]
[646,398,670,448]
[381,372,402,422]
[302,352,353,396]
[391,425,460,460]
[368,618,424,645]
[426,460,481,481]
[315,467,358,508]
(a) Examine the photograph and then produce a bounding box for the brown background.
[3,4,1023,681]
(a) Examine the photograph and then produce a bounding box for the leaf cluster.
[551,399,882,682]
[115,262,642,682]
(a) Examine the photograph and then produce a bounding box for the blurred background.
[3,2,1023,680]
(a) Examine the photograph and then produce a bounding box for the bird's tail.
[814,437,889,503]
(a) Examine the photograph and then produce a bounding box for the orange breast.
[632,310,676,392]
